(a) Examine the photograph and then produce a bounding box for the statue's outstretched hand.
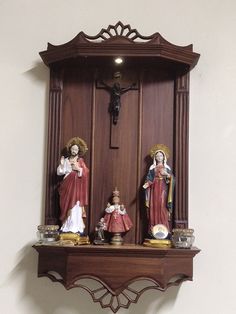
[60,156,65,165]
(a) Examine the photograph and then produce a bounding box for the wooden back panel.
[45,64,188,243]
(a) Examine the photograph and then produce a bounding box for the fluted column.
[174,72,189,229]
[45,67,63,224]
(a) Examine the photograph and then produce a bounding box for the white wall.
[1,1,236,313]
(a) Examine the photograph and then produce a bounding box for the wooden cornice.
[39,22,200,69]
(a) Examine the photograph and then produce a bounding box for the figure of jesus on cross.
[97,72,138,125]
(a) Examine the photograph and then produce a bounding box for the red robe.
[58,158,89,222]
[145,164,173,231]
[104,205,133,233]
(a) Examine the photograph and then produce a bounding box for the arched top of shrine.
[39,21,200,69]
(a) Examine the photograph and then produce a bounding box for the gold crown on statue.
[66,137,88,156]
[149,144,170,159]
[112,187,120,197]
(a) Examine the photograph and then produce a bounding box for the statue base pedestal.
[93,240,107,245]
[110,232,123,245]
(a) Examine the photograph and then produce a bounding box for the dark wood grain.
[39,22,200,69]
[33,244,200,312]
[37,23,200,312]
[140,68,175,236]
[42,35,197,241]
[91,69,139,243]
[174,72,189,228]
[34,244,200,294]
[45,67,63,225]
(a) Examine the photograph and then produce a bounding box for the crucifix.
[96,72,138,148]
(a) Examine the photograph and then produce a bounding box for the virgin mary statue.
[143,144,174,233]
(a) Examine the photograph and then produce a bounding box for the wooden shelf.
[33,244,200,312]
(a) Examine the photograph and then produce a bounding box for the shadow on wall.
[8,243,180,314]
[23,62,49,225]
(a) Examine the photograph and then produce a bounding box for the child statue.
[103,188,133,245]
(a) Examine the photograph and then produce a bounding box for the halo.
[149,144,170,159]
[66,137,88,156]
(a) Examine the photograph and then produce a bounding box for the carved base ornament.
[34,22,200,312]
[33,244,200,313]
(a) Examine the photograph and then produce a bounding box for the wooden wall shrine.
[34,22,200,312]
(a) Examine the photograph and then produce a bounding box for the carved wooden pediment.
[40,21,200,68]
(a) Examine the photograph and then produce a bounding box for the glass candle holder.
[37,225,59,243]
[171,228,195,249]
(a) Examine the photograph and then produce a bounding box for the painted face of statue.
[113,196,120,205]
[155,151,165,164]
[70,144,79,156]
